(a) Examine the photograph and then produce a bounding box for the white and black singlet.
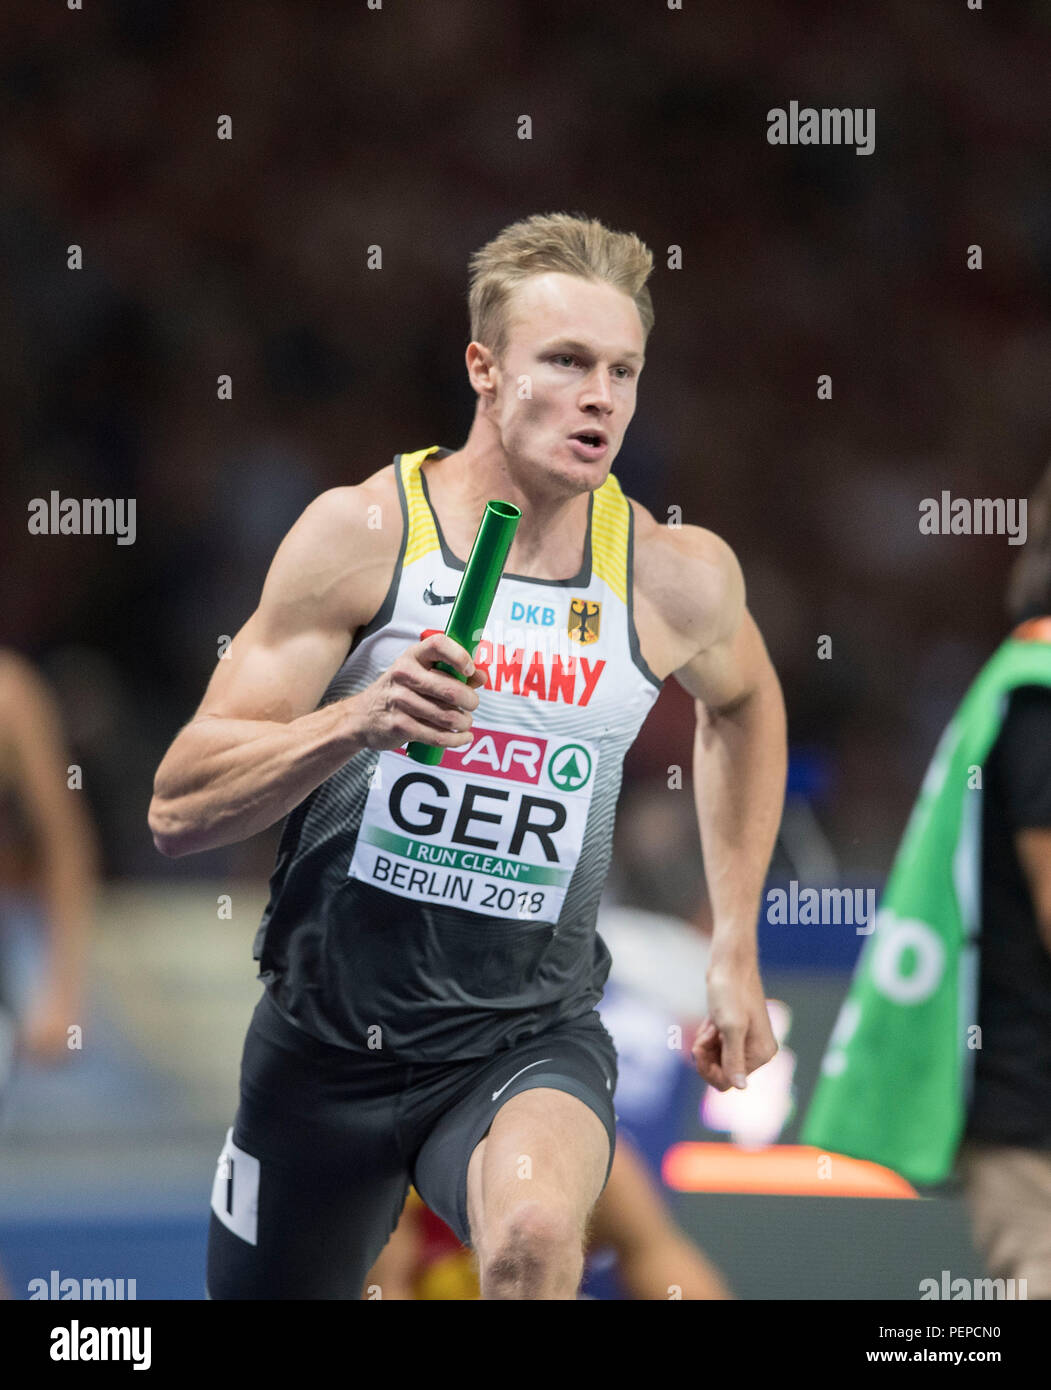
[253,446,662,1061]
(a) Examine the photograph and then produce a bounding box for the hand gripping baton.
[406,499,522,765]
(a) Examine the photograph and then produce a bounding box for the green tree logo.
[548,744,593,791]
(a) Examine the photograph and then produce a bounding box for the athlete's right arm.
[148,482,481,858]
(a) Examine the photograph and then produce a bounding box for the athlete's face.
[482,272,645,495]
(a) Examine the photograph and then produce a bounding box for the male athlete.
[149,213,788,1300]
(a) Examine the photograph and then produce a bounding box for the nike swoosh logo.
[491,1058,553,1102]
[423,581,456,605]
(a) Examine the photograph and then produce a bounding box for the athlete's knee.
[480,1199,583,1299]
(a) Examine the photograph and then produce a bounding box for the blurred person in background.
[0,650,99,1298]
[805,463,1051,1298]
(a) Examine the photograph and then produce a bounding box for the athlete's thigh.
[466,1086,611,1261]
[411,1016,617,1250]
[207,1129,409,1299]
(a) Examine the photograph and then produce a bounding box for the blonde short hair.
[467,212,654,362]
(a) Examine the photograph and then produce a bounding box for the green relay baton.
[406,499,522,765]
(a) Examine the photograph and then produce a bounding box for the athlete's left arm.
[636,520,787,1091]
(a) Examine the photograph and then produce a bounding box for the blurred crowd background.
[2,0,1049,905]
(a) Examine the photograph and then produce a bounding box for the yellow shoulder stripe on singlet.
[400,447,443,566]
[400,447,630,602]
[590,472,630,604]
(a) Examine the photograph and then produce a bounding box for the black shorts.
[206,988,618,1299]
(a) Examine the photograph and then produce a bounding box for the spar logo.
[396,729,594,794]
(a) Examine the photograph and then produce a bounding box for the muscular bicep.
[193,609,352,725]
[192,485,396,725]
[633,516,752,700]
[674,607,772,715]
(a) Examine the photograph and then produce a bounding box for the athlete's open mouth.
[569,431,608,454]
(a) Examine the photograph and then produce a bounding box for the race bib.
[348,726,598,925]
